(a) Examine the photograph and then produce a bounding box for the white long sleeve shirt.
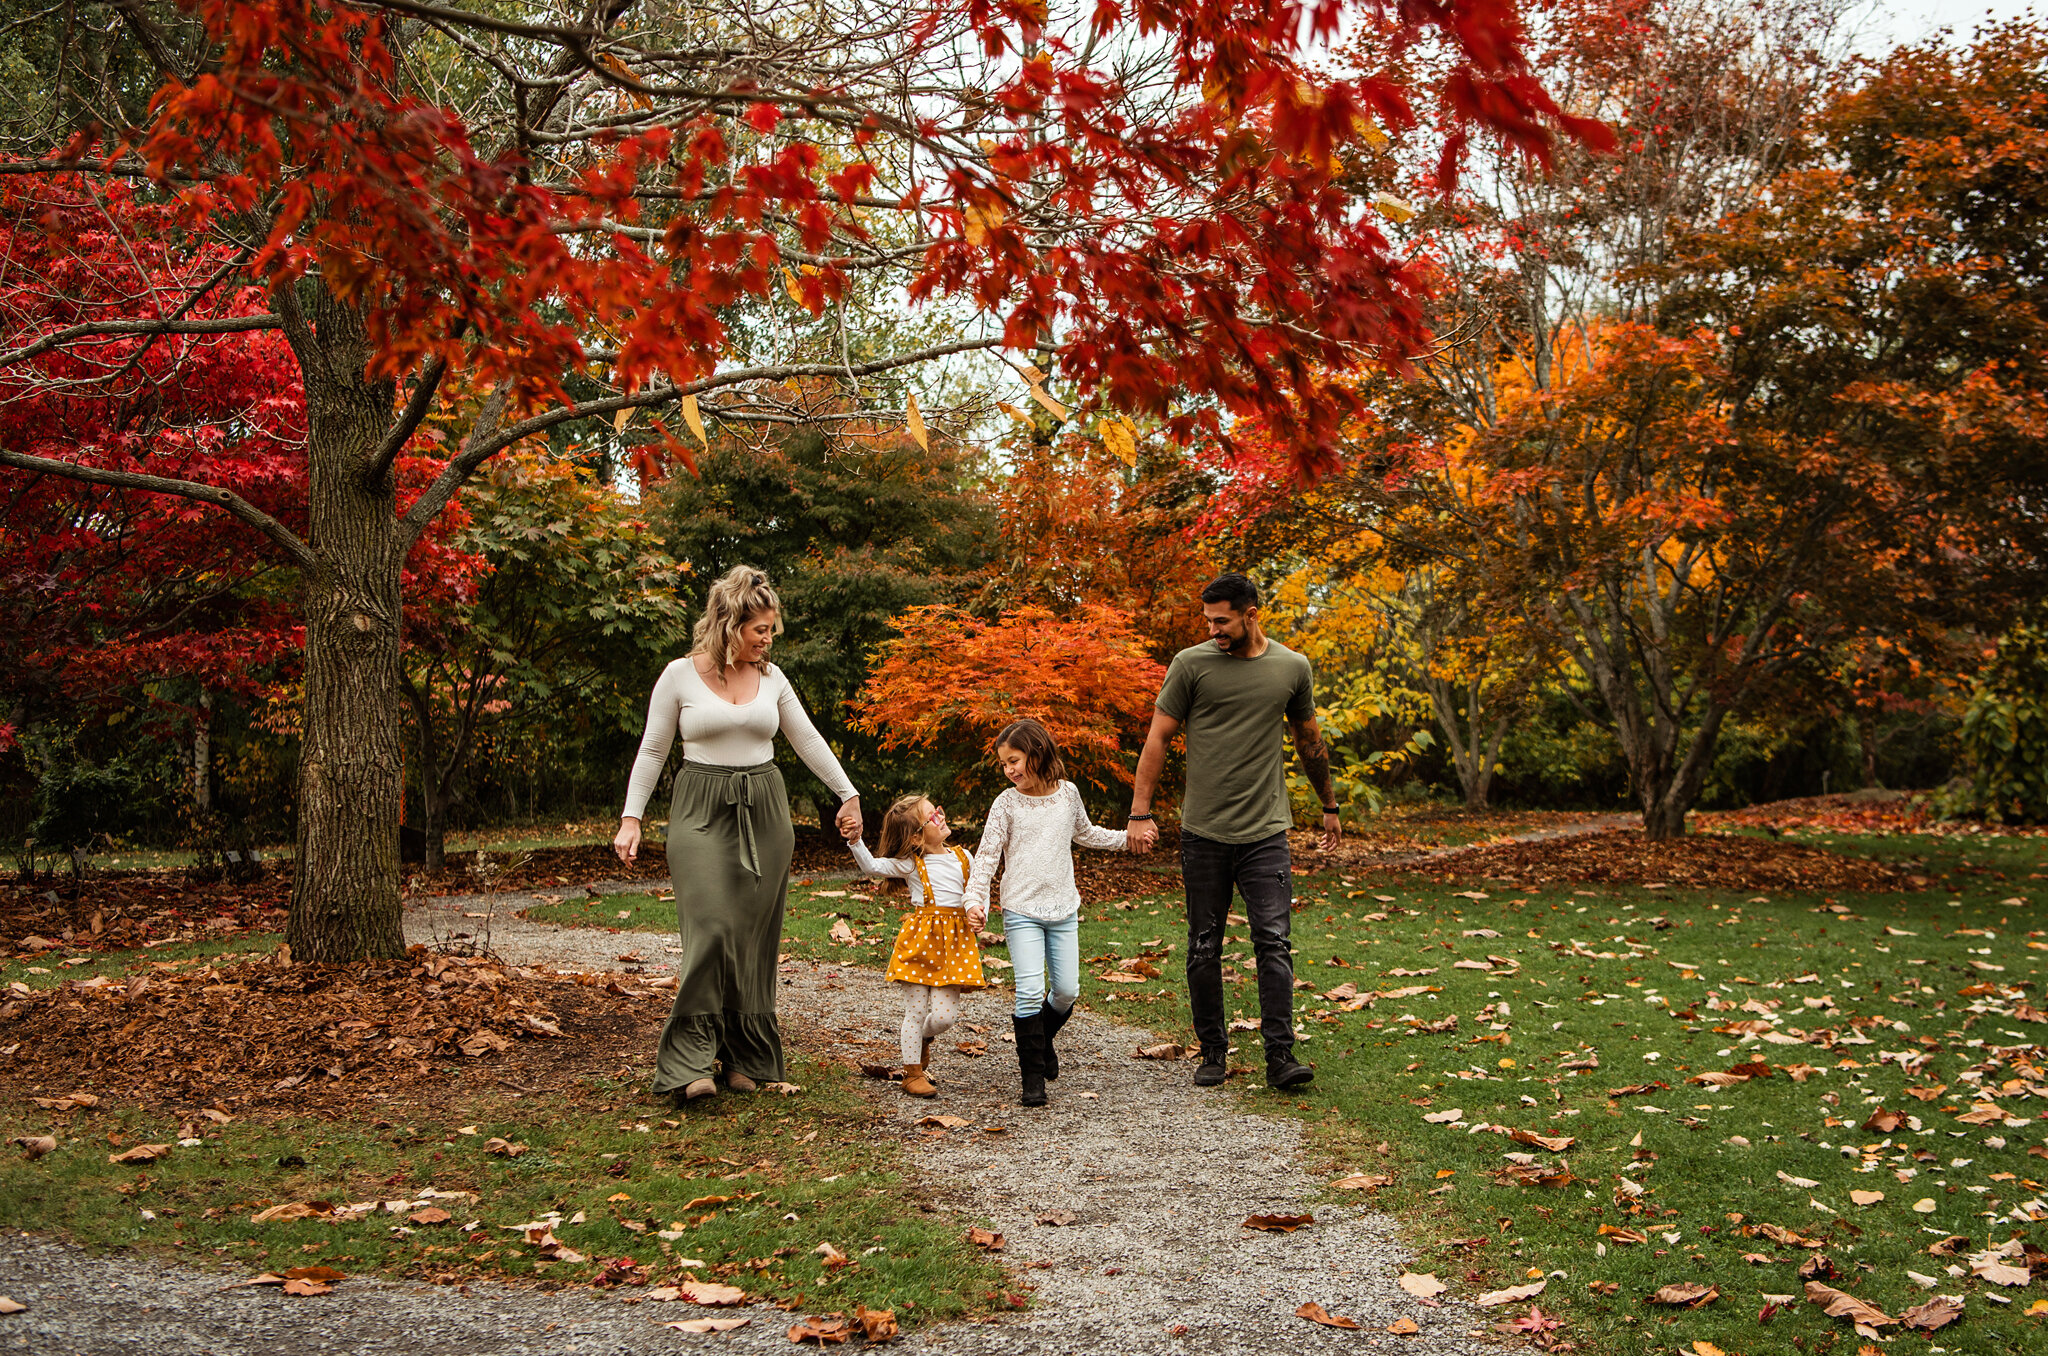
[962,781,1126,922]
[848,841,968,908]
[621,659,856,821]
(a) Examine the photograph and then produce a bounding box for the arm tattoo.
[1296,726,1334,806]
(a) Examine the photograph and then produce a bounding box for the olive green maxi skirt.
[651,760,796,1094]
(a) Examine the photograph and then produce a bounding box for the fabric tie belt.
[683,761,779,877]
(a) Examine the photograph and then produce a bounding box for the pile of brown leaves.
[3,876,289,955]
[409,844,668,895]
[0,946,667,1110]
[1406,829,1921,893]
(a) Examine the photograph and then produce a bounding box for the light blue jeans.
[1002,912,1079,1019]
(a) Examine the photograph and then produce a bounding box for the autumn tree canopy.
[0,0,1599,957]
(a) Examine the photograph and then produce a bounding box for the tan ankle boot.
[900,1064,937,1098]
[920,1036,934,1069]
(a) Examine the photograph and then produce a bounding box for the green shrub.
[1951,614,2048,823]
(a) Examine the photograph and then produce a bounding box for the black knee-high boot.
[1039,999,1072,1080]
[1012,1013,1048,1106]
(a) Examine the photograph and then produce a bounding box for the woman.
[614,566,863,1103]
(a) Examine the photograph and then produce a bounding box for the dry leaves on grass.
[1648,1283,1719,1308]
[2,875,288,955]
[965,1227,1003,1251]
[1331,1174,1392,1190]
[0,946,657,1111]
[106,1143,171,1164]
[11,1135,54,1160]
[673,1281,747,1306]
[1296,1302,1361,1329]
[1901,1297,1963,1332]
[1475,1280,1546,1308]
[482,1137,527,1157]
[1806,1282,1896,1331]
[1410,827,1914,892]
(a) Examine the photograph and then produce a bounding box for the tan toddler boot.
[900,1064,937,1098]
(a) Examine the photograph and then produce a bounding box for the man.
[1127,573,1341,1091]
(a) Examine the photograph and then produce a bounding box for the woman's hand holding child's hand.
[965,904,988,931]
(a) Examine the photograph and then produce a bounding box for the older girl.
[615,566,862,1104]
[962,718,1127,1106]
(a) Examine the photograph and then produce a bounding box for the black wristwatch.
[1322,804,1341,815]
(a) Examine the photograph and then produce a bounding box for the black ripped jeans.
[1180,829,1297,1065]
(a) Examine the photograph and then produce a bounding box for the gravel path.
[1,858,1553,1355]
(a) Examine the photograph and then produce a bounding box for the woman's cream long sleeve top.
[621,659,856,821]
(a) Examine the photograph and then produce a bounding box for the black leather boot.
[1039,999,1073,1079]
[1012,1013,1048,1106]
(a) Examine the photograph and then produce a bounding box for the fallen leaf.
[1749,1223,1825,1248]
[1398,1272,1448,1298]
[1692,1343,1727,1356]
[1133,1043,1185,1060]
[1385,1316,1420,1335]
[1035,1209,1078,1227]
[1957,1103,2006,1125]
[1243,1213,1314,1232]
[251,1202,327,1224]
[408,1207,452,1226]
[965,1227,1004,1250]
[674,1281,747,1306]
[483,1137,527,1157]
[680,1195,733,1211]
[281,1277,331,1296]
[11,1135,55,1160]
[1926,1235,1970,1256]
[1901,1296,1962,1332]
[854,1306,897,1342]
[1649,1283,1719,1307]
[1806,1281,1895,1327]
[0,1298,23,1314]
[663,1318,751,1333]
[917,1115,970,1129]
[813,1242,850,1270]
[786,1315,851,1344]
[1850,1190,1885,1206]
[1475,1280,1546,1308]
[1862,1107,1904,1133]
[1422,1108,1464,1124]
[1912,1198,1938,1214]
[1972,1257,2031,1287]
[1597,1225,1649,1244]
[106,1143,171,1164]
[1777,1171,1821,1189]
[1509,1128,1575,1153]
[1332,1174,1393,1191]
[1296,1301,1361,1329]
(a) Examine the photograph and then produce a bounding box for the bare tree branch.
[0,447,318,570]
[0,315,282,369]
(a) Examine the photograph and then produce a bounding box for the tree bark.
[192,689,212,813]
[284,285,406,963]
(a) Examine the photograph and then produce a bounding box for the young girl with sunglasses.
[963,718,1128,1106]
[848,793,984,1097]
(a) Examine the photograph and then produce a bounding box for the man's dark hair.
[1200,573,1259,612]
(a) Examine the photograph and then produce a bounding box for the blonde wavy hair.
[691,565,783,671]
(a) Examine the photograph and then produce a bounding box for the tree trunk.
[1422,673,1508,812]
[192,689,212,813]
[422,780,448,875]
[285,287,406,963]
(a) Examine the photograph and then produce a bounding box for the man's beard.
[1215,630,1247,653]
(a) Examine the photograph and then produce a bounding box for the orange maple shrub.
[852,604,1166,807]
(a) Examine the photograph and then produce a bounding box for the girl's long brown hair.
[873,793,928,897]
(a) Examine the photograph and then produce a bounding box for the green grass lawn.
[0,1057,1006,1322]
[0,934,287,992]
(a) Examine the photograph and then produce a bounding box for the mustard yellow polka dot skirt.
[886,906,986,989]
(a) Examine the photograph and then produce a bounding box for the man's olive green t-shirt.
[1154,639,1317,844]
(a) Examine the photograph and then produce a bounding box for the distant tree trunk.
[192,690,212,813]
[283,286,407,963]
[1420,672,1509,811]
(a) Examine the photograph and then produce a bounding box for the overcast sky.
[1851,0,2038,51]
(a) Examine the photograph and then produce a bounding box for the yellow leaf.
[1692,1342,1727,1356]
[1353,113,1390,151]
[996,401,1033,426]
[1012,359,1045,383]
[963,200,1004,246]
[1027,383,1070,421]
[1100,417,1136,466]
[677,394,707,448]
[906,391,929,452]
[613,405,633,433]
[783,268,802,304]
[1372,191,1417,224]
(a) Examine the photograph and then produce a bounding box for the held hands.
[965,903,989,931]
[835,796,863,841]
[613,817,642,864]
[1321,811,1342,853]
[1126,817,1158,855]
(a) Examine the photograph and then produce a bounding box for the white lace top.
[963,781,1126,922]
[847,841,967,908]
[621,660,856,821]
